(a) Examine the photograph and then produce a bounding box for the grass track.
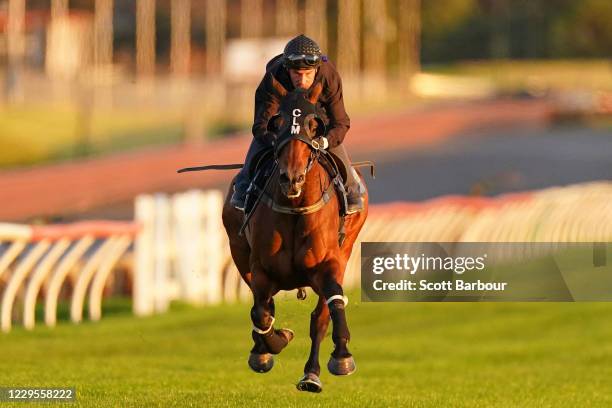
[3,292,612,407]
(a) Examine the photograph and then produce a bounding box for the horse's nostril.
[297,175,305,183]
[279,173,290,183]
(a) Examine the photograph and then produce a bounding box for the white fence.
[0,221,138,332]
[135,181,612,315]
[2,181,612,332]
[133,190,246,317]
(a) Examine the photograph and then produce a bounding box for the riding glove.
[314,136,329,150]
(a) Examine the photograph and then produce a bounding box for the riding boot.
[345,168,366,214]
[328,144,365,214]
[231,137,271,211]
[231,178,249,211]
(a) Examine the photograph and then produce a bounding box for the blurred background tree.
[0,0,610,169]
[550,0,612,57]
[421,0,612,63]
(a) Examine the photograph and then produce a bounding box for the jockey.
[231,34,365,214]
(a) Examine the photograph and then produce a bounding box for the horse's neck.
[273,162,331,208]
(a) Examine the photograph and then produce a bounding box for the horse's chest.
[257,222,327,277]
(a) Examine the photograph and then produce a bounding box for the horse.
[221,81,368,393]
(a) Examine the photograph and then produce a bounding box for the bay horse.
[222,81,368,393]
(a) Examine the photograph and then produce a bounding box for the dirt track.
[366,124,612,204]
[0,99,551,222]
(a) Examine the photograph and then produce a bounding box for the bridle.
[273,133,321,177]
[271,110,326,170]
[254,124,337,216]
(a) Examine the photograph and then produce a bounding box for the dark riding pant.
[234,138,360,195]
[330,144,360,193]
[234,137,270,196]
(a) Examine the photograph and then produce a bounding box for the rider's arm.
[323,70,350,149]
[252,72,280,145]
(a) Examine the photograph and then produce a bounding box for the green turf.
[425,59,612,94]
[0,104,185,168]
[3,292,612,407]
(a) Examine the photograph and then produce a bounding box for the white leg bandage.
[326,295,348,306]
[252,316,275,335]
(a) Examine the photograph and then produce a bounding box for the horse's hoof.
[297,287,307,300]
[327,355,356,376]
[248,352,274,373]
[296,373,323,393]
[278,328,294,343]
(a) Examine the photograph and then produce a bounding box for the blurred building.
[0,0,422,84]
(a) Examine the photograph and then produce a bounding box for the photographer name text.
[370,253,508,293]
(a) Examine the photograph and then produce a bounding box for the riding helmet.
[283,34,323,69]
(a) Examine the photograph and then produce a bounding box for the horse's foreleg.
[297,296,329,393]
[251,298,293,355]
[319,262,356,376]
[228,238,253,288]
[248,270,294,373]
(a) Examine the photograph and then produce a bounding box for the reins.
[177,138,375,244]
[263,134,337,215]
[238,141,331,236]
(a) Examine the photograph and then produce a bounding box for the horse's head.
[268,81,326,199]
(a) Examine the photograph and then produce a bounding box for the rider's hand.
[262,131,277,147]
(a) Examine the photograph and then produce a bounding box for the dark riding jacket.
[252,54,350,149]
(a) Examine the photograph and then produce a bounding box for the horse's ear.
[314,117,326,136]
[305,117,318,138]
[271,77,288,98]
[304,114,326,138]
[308,82,323,104]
